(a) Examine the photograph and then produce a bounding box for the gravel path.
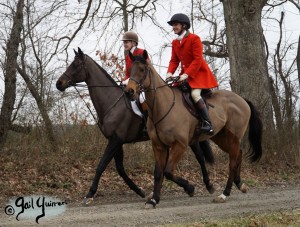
[1,184,299,226]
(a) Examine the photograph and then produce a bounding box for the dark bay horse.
[125,50,263,208]
[56,47,215,205]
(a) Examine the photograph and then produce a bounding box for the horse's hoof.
[207,184,215,194]
[145,198,156,209]
[83,197,94,206]
[212,194,226,203]
[185,185,195,197]
[239,183,247,193]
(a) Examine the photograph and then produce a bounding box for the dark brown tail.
[245,99,263,162]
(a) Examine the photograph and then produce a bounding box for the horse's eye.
[140,68,144,73]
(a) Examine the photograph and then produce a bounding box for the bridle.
[128,63,150,93]
[62,55,89,88]
[128,60,176,127]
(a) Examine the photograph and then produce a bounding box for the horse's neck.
[85,58,123,119]
[146,69,174,122]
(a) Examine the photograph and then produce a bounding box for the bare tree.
[190,0,298,154]
[13,0,68,150]
[0,0,70,150]
[56,0,159,54]
[297,35,300,133]
[221,0,274,133]
[0,0,25,150]
[193,0,228,59]
[297,35,300,92]
[191,0,230,88]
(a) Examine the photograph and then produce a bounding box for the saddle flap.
[181,88,212,118]
[182,92,199,118]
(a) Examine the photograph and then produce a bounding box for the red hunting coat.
[124,48,145,80]
[167,32,218,89]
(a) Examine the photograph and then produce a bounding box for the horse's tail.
[199,140,215,164]
[245,99,263,162]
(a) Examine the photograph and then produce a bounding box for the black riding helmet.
[167,13,191,29]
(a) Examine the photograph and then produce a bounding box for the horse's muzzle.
[125,88,136,101]
[56,79,67,92]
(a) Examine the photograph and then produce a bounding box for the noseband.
[65,73,76,87]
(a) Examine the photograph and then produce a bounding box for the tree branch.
[65,0,93,50]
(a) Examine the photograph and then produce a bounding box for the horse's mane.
[132,54,165,83]
[147,61,167,84]
[85,55,118,86]
[133,55,147,64]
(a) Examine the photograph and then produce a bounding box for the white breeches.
[191,88,203,103]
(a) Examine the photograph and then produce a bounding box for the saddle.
[179,82,213,118]
[176,82,214,144]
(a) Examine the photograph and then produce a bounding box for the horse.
[56,47,216,205]
[125,50,263,208]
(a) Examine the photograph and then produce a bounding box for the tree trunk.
[17,66,57,151]
[297,35,300,87]
[222,0,274,131]
[0,0,24,149]
[297,35,300,134]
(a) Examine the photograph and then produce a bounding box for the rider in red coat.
[122,31,148,83]
[166,13,218,135]
[122,31,149,138]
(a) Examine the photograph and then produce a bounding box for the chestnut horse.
[125,50,263,208]
[56,48,215,205]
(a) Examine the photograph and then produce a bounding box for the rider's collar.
[177,30,187,41]
[130,46,137,54]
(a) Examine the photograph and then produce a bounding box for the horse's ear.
[128,51,134,61]
[143,50,148,60]
[74,49,78,56]
[78,47,84,59]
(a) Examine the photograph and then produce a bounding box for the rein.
[131,62,175,127]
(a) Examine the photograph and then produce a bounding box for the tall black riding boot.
[195,98,214,135]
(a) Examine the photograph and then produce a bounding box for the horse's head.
[56,47,88,92]
[125,50,150,101]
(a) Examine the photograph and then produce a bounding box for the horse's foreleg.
[145,144,168,209]
[114,147,146,198]
[83,136,121,205]
[190,142,214,194]
[164,171,195,197]
[164,143,195,196]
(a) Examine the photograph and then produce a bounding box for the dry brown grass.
[0,124,299,206]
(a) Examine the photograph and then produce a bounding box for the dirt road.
[1,184,299,226]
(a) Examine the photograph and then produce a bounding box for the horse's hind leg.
[83,136,121,205]
[190,142,214,194]
[211,130,240,203]
[114,146,146,198]
[234,149,247,193]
